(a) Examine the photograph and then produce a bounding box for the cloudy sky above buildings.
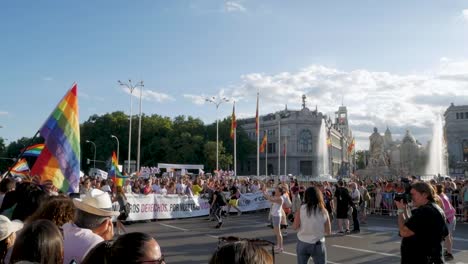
[1,0,468,150]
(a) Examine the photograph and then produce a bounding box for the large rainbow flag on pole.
[109,151,128,186]
[30,84,80,193]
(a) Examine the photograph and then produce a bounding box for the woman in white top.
[262,185,285,253]
[293,186,331,264]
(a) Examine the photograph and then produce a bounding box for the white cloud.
[463,9,468,22]
[0,111,8,116]
[225,1,246,12]
[183,94,207,105]
[123,88,174,103]
[212,58,468,150]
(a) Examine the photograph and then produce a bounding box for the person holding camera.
[395,181,448,264]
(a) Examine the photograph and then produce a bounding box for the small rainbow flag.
[10,158,30,178]
[109,151,128,186]
[30,84,80,193]
[22,144,45,157]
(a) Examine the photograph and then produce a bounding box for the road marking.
[279,251,340,264]
[331,245,399,257]
[205,234,219,239]
[158,223,189,231]
[347,235,363,238]
[454,237,468,242]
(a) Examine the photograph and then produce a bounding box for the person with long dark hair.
[293,187,331,264]
[82,232,165,264]
[10,219,63,264]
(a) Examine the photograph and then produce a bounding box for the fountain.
[316,118,330,178]
[424,113,448,177]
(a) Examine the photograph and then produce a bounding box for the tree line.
[0,111,255,174]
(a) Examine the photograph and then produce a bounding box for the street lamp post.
[118,79,144,174]
[85,140,96,169]
[111,135,120,163]
[205,96,229,172]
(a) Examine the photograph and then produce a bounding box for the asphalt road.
[125,211,468,264]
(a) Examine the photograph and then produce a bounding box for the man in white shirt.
[63,189,119,264]
[152,178,161,194]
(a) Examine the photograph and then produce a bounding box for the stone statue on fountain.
[369,127,388,168]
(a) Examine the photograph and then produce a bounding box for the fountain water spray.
[318,119,330,176]
[425,113,448,176]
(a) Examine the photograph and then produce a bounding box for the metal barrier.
[364,192,466,220]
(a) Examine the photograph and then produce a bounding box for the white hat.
[0,215,23,241]
[73,189,119,217]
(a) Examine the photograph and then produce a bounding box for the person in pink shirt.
[436,184,456,261]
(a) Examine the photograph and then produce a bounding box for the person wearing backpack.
[358,181,371,224]
[211,184,227,229]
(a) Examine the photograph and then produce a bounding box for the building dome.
[402,130,416,145]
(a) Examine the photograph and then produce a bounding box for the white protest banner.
[111,192,271,221]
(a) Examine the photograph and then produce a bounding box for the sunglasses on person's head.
[138,254,165,264]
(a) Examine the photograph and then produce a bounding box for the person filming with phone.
[395,181,448,264]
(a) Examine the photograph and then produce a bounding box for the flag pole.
[277,114,281,184]
[284,137,287,177]
[256,91,260,177]
[233,101,237,179]
[3,130,40,180]
[265,130,268,177]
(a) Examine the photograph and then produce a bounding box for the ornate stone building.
[444,103,468,177]
[237,96,354,177]
[361,128,426,178]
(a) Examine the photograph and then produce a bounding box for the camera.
[394,177,412,204]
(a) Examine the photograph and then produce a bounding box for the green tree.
[355,150,366,169]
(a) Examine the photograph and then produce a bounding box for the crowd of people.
[0,172,466,263]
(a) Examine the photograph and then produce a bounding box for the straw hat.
[73,189,119,217]
[0,215,23,241]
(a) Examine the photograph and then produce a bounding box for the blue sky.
[1,0,468,149]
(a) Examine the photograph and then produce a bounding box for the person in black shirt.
[334,180,351,234]
[211,185,227,228]
[396,182,448,264]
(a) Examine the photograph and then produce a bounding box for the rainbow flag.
[22,143,45,157]
[109,151,128,186]
[10,158,30,177]
[11,158,30,172]
[30,84,80,193]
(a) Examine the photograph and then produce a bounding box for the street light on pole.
[205,96,229,172]
[110,135,120,163]
[85,140,96,169]
[118,79,144,174]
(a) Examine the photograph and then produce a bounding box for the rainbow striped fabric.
[30,84,80,193]
[22,143,45,157]
[109,151,128,186]
[10,158,30,177]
